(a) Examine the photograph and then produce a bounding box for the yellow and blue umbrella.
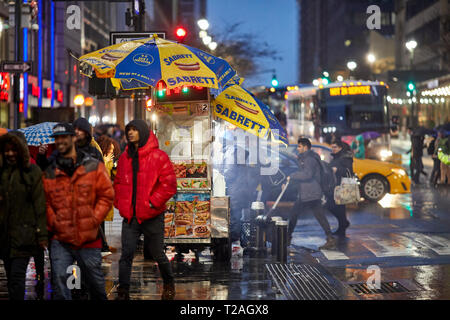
[79,35,239,90]
[212,85,288,146]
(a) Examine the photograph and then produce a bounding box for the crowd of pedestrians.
[0,118,177,300]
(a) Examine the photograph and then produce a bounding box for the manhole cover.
[348,281,411,295]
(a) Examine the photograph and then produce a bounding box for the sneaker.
[101,251,112,258]
[161,283,175,300]
[319,236,337,250]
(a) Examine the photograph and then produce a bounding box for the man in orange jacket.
[42,123,114,300]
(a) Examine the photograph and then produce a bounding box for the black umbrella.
[412,126,435,137]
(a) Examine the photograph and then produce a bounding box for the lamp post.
[405,40,418,127]
[367,53,376,80]
[405,40,417,69]
[347,61,357,79]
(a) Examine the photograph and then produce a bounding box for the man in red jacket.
[114,120,177,300]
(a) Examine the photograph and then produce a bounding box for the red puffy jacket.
[43,155,114,247]
[114,130,177,224]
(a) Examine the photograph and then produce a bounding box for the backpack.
[314,158,337,196]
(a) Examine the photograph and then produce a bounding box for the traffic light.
[407,81,415,92]
[175,26,187,43]
[271,74,279,87]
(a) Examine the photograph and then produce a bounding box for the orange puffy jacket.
[43,153,114,247]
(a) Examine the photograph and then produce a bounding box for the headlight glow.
[380,149,393,159]
[391,168,407,176]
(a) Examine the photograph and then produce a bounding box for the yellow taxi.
[353,158,411,202]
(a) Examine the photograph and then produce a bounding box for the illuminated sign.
[0,73,10,102]
[57,90,63,103]
[329,86,371,96]
[155,81,208,103]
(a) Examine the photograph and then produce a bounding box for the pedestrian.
[288,138,337,250]
[429,131,443,185]
[0,132,48,300]
[114,120,177,300]
[97,135,119,256]
[73,117,104,161]
[327,140,353,236]
[438,134,450,184]
[351,135,365,159]
[408,129,426,184]
[42,123,114,300]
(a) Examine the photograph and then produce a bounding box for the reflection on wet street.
[1,184,450,300]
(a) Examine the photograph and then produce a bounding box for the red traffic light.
[175,27,187,41]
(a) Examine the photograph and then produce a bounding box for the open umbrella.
[212,84,288,146]
[18,122,57,146]
[361,131,381,140]
[79,34,240,90]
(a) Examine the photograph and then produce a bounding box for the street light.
[347,61,357,71]
[367,53,376,64]
[337,75,344,82]
[199,30,207,38]
[405,40,417,52]
[202,35,212,45]
[405,40,417,69]
[197,19,209,31]
[74,94,85,106]
[208,42,217,51]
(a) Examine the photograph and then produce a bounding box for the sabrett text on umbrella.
[224,93,258,108]
[215,104,265,134]
[167,76,216,86]
[164,54,194,66]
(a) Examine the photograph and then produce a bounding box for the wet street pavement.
[1,150,450,300]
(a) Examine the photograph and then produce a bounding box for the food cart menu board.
[164,193,211,239]
[172,160,209,190]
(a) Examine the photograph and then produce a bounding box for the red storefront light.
[46,88,52,99]
[57,90,63,102]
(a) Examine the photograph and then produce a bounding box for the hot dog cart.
[148,83,231,262]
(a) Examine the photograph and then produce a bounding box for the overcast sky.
[207,0,298,88]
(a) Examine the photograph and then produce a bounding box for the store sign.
[57,90,63,103]
[329,85,371,96]
[30,83,40,97]
[46,88,52,99]
[0,72,10,101]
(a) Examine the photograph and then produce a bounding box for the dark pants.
[50,240,106,300]
[33,248,45,298]
[411,155,424,183]
[3,257,29,300]
[430,158,441,184]
[119,215,174,290]
[100,222,109,251]
[326,196,348,230]
[288,199,332,242]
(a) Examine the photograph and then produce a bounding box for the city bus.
[285,81,394,161]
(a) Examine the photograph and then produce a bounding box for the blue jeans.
[50,240,106,300]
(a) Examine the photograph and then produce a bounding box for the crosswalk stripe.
[402,232,450,255]
[320,250,349,260]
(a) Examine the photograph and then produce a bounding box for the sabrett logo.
[167,76,215,86]
[215,104,266,133]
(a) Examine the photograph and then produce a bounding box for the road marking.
[362,235,419,257]
[402,232,450,255]
[320,250,349,260]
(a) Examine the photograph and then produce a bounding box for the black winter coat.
[0,134,48,259]
[329,148,354,185]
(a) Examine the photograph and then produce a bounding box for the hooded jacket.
[0,133,48,258]
[352,135,365,159]
[73,117,104,162]
[42,149,114,247]
[330,146,354,185]
[114,120,177,224]
[290,149,323,202]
